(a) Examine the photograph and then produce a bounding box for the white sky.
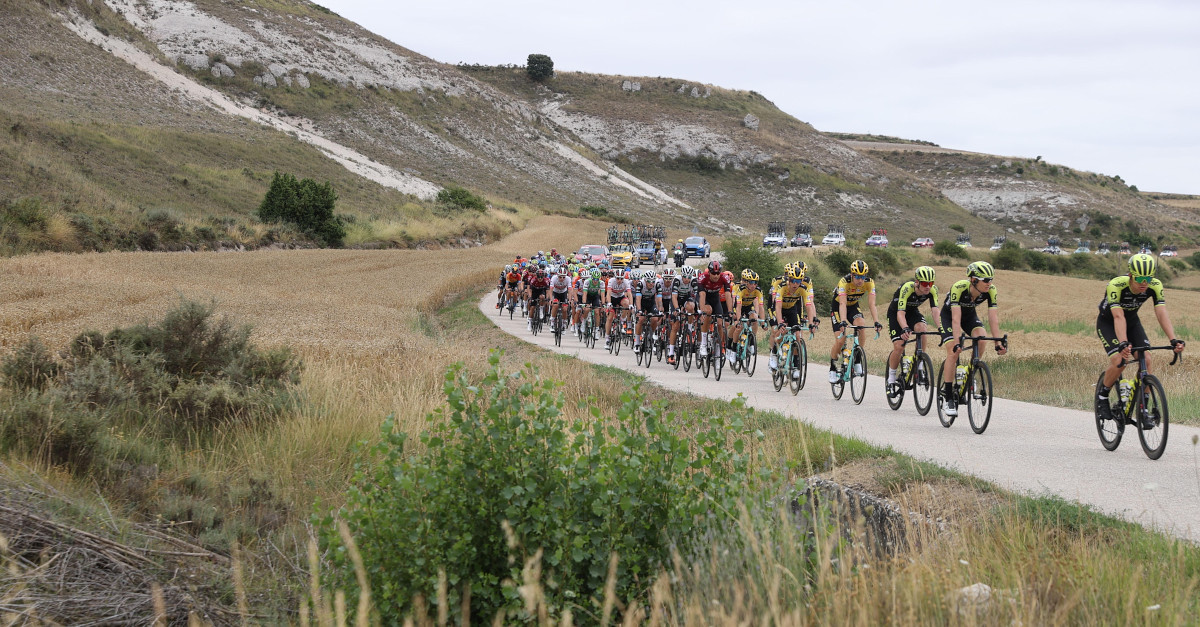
[318,0,1200,195]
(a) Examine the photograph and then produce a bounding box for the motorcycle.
[674,248,686,267]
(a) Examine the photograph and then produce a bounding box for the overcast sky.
[319,0,1200,195]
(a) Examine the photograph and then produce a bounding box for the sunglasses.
[789,278,804,284]
[977,277,993,284]
[1132,275,1153,284]
[852,274,868,280]
[917,281,934,288]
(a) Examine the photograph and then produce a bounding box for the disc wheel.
[966,361,993,434]
[936,361,955,428]
[1137,374,1169,460]
[849,346,868,405]
[913,353,935,416]
[1094,371,1123,451]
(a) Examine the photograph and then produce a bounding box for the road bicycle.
[606,306,633,355]
[729,316,764,377]
[937,334,1008,434]
[677,312,700,372]
[1095,344,1180,460]
[831,324,878,404]
[772,323,813,395]
[578,305,598,349]
[634,310,661,368]
[700,316,727,381]
[885,331,939,415]
[550,297,571,347]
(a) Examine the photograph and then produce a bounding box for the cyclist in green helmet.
[937,261,1007,417]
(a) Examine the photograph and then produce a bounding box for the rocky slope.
[0,0,1190,250]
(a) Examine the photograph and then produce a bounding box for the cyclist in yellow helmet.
[829,259,882,384]
[730,268,766,364]
[1094,253,1184,420]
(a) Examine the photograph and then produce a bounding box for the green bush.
[721,237,783,286]
[1,338,60,392]
[990,244,1025,271]
[526,53,554,81]
[579,205,608,218]
[948,224,965,233]
[861,247,902,277]
[320,353,771,624]
[1023,249,1047,271]
[1188,252,1200,270]
[932,240,968,259]
[436,185,488,212]
[821,247,856,275]
[257,172,346,247]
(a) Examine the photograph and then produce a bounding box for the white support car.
[822,232,846,246]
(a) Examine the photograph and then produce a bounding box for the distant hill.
[0,0,1191,253]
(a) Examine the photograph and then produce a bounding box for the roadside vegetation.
[1,216,1199,623]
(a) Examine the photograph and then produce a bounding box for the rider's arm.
[868,291,880,324]
[896,310,909,332]
[1154,304,1178,343]
[837,293,848,325]
[951,306,963,345]
[987,308,1005,354]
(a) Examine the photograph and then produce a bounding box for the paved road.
[479,295,1200,543]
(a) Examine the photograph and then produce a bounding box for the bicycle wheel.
[744,331,757,377]
[772,343,786,392]
[730,330,743,375]
[553,315,562,347]
[700,335,711,378]
[682,331,694,372]
[913,353,935,416]
[642,334,653,369]
[791,338,808,394]
[849,346,868,405]
[612,329,622,355]
[936,361,955,428]
[713,336,724,381]
[885,359,905,411]
[966,361,993,434]
[1137,374,1169,460]
[1094,371,1123,451]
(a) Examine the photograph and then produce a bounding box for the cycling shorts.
[938,307,985,346]
[701,292,726,319]
[888,311,926,341]
[551,290,571,304]
[1096,312,1150,356]
[831,304,863,327]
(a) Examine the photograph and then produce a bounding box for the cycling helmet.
[662,267,676,278]
[614,269,626,279]
[782,262,793,275]
[849,260,869,276]
[677,239,683,244]
[786,265,805,281]
[536,269,547,277]
[966,261,995,279]
[680,266,696,280]
[741,268,759,282]
[708,260,722,274]
[793,261,808,278]
[550,248,557,255]
[504,264,513,273]
[590,268,601,279]
[721,270,733,282]
[557,266,568,276]
[538,250,544,257]
[539,260,548,268]
[1129,253,1157,277]
[915,266,936,282]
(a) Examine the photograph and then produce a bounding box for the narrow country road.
[479,295,1200,543]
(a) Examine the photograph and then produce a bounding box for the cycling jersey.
[888,281,940,315]
[774,278,814,310]
[942,279,997,310]
[634,279,662,298]
[528,275,551,290]
[505,271,522,284]
[606,277,632,296]
[832,274,875,307]
[1097,276,1165,317]
[733,284,762,307]
[549,275,572,293]
[581,277,605,294]
[674,277,696,297]
[698,271,731,294]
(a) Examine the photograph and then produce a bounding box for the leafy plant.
[257,171,345,247]
[525,54,554,82]
[436,185,487,212]
[932,240,968,258]
[720,237,783,287]
[320,353,771,624]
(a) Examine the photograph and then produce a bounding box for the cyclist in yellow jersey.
[885,266,941,396]
[730,269,766,364]
[937,261,1008,417]
[829,259,882,383]
[1094,253,1184,420]
[770,262,819,371]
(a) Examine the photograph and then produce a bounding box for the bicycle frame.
[836,325,878,383]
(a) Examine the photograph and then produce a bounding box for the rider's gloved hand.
[874,321,883,332]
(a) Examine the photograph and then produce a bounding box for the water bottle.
[1117,379,1132,405]
[901,355,913,378]
[842,346,851,366]
[955,364,967,386]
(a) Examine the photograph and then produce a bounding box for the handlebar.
[1122,344,1184,367]
[840,324,880,340]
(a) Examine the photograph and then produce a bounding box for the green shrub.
[1,197,49,230]
[526,53,554,81]
[948,224,965,233]
[821,247,856,275]
[720,237,783,286]
[932,240,968,258]
[257,172,346,247]
[1023,249,1047,271]
[861,247,902,277]
[0,393,108,472]
[320,354,772,624]
[990,246,1025,271]
[579,205,608,217]
[1189,252,1200,270]
[1,338,60,391]
[436,185,488,212]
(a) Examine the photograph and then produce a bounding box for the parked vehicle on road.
[822,231,846,246]
[576,244,609,264]
[791,232,813,247]
[911,237,934,248]
[684,236,711,257]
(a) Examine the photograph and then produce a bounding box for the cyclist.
[697,260,734,358]
[658,267,681,364]
[668,265,700,364]
[938,261,1008,417]
[770,262,819,371]
[604,268,633,349]
[730,269,766,365]
[548,266,574,331]
[502,264,523,311]
[633,269,664,353]
[652,237,663,265]
[1095,253,1185,417]
[526,266,551,331]
[829,259,882,383]
[765,263,791,327]
[885,266,941,396]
